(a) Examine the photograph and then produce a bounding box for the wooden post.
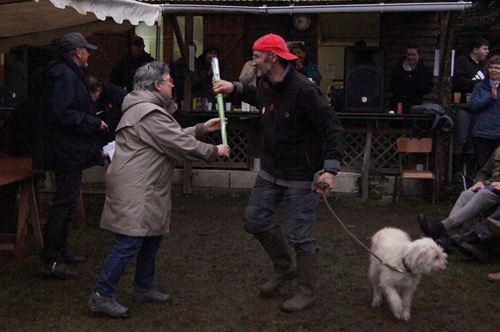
[0,53,5,89]
[184,14,194,112]
[182,14,195,194]
[162,13,174,64]
[361,125,373,201]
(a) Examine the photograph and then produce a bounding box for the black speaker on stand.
[344,47,385,113]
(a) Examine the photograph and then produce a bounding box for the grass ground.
[1,190,499,331]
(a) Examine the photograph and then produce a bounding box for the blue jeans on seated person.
[95,234,163,297]
[243,176,319,255]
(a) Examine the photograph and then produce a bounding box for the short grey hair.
[133,61,170,91]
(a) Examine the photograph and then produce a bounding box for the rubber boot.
[281,254,319,313]
[255,228,296,297]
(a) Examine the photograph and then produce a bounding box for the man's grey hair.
[133,61,170,91]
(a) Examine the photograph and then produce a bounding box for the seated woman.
[390,44,433,113]
[288,42,322,85]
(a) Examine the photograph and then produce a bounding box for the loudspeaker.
[344,47,384,113]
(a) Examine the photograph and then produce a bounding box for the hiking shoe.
[39,261,79,280]
[88,292,129,318]
[134,287,171,304]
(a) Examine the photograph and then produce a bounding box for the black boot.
[417,214,447,239]
[39,260,79,280]
[450,232,488,263]
[435,235,454,253]
[61,248,86,264]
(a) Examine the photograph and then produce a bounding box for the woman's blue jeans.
[95,233,163,297]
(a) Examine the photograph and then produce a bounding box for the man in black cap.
[111,36,155,92]
[34,32,109,279]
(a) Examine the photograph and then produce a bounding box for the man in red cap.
[213,33,344,312]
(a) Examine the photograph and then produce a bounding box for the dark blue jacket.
[33,53,102,171]
[235,66,344,181]
[471,79,500,139]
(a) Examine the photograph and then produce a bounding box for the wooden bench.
[0,156,43,262]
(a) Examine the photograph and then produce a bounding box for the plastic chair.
[393,137,436,203]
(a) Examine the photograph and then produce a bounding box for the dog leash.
[318,183,411,275]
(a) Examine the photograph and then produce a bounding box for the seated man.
[418,145,500,239]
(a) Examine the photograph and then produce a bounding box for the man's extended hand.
[213,80,234,95]
[314,172,335,195]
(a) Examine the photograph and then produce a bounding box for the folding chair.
[393,137,437,203]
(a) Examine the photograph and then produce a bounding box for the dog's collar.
[402,257,414,274]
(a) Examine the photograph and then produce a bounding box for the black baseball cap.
[59,32,98,52]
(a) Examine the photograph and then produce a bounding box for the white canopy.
[47,0,472,25]
[49,0,162,26]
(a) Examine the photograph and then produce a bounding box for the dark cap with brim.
[59,32,98,52]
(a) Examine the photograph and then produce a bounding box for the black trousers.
[42,170,83,262]
[474,137,500,172]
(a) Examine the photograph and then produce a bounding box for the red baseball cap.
[252,34,297,61]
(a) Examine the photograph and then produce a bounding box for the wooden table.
[0,156,43,262]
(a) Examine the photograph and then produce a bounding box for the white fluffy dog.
[368,227,447,321]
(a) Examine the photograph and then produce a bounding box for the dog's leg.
[371,285,384,307]
[383,287,406,321]
[369,262,384,307]
[400,283,418,321]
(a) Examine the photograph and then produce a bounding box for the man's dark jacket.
[452,54,486,103]
[235,66,344,181]
[33,53,102,172]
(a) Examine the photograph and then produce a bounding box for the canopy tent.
[47,0,473,27]
[0,0,132,53]
[0,0,474,53]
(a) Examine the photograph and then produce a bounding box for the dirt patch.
[1,191,499,331]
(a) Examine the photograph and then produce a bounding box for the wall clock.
[293,14,311,31]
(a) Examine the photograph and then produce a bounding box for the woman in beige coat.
[88,61,230,318]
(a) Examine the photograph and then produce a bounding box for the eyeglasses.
[159,77,174,84]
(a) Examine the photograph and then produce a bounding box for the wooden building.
[1,0,474,199]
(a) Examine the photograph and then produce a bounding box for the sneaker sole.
[133,296,172,304]
[89,307,130,319]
